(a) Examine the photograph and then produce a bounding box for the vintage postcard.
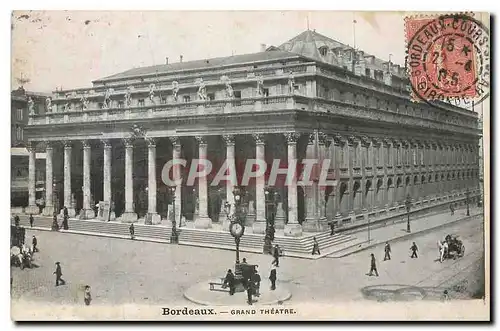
[10,10,490,321]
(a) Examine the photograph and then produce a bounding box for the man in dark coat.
[246,280,253,305]
[52,215,59,231]
[32,235,38,253]
[223,269,235,295]
[63,206,68,218]
[450,204,455,215]
[269,267,277,290]
[62,215,69,230]
[410,242,419,258]
[53,262,65,286]
[29,214,34,228]
[272,245,281,267]
[311,237,321,255]
[252,267,261,297]
[329,221,335,236]
[384,242,391,261]
[368,253,379,276]
[129,223,135,239]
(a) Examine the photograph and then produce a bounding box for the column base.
[42,206,55,217]
[284,223,303,237]
[252,219,267,234]
[222,217,231,231]
[60,208,76,218]
[145,213,162,225]
[245,213,256,227]
[79,209,96,220]
[274,216,286,229]
[302,217,327,232]
[194,216,212,229]
[119,212,138,223]
[25,205,40,215]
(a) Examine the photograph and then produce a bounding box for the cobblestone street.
[11,213,484,306]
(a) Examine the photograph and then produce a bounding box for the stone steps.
[13,216,359,257]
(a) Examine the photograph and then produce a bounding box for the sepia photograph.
[9,10,490,321]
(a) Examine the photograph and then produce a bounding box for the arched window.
[319,46,328,57]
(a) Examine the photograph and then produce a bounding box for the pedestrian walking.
[223,269,236,295]
[368,253,379,276]
[63,206,68,218]
[252,266,261,297]
[84,285,92,305]
[410,242,419,258]
[29,214,34,228]
[52,215,59,231]
[129,223,135,239]
[311,237,321,255]
[246,279,253,305]
[329,221,335,236]
[450,204,455,215]
[384,242,391,261]
[53,262,65,286]
[62,215,69,230]
[32,235,38,253]
[269,267,277,290]
[272,244,281,267]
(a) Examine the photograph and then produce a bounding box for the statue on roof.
[256,75,264,97]
[171,81,179,102]
[103,88,111,109]
[27,97,35,115]
[80,95,89,110]
[197,78,207,101]
[288,72,295,95]
[149,84,156,103]
[124,86,132,107]
[225,81,234,99]
[64,102,72,111]
[45,97,52,113]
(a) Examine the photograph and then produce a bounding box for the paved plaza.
[11,213,484,306]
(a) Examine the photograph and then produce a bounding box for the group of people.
[368,241,419,277]
[222,257,278,305]
[51,207,70,231]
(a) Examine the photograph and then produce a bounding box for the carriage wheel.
[460,245,465,257]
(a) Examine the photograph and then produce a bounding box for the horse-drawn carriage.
[10,245,33,270]
[438,234,465,261]
[11,224,34,269]
[445,234,465,259]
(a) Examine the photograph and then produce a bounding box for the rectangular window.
[138,99,145,107]
[365,68,371,77]
[207,93,215,101]
[98,102,104,109]
[17,109,23,121]
[183,95,191,103]
[161,96,167,104]
[118,101,124,108]
[262,88,269,104]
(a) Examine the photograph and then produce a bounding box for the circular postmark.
[406,14,490,107]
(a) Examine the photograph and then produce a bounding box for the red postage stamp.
[405,13,490,103]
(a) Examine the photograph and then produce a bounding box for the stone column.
[42,142,54,216]
[302,132,318,232]
[146,138,161,224]
[26,142,39,214]
[221,135,235,231]
[62,141,76,217]
[120,138,138,223]
[283,132,302,237]
[169,137,183,226]
[252,133,267,234]
[80,140,95,219]
[195,136,212,229]
[102,139,112,204]
[333,135,344,219]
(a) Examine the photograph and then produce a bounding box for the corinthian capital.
[252,133,266,145]
[318,132,329,146]
[101,139,112,148]
[222,134,235,146]
[284,132,300,144]
[169,136,181,146]
[146,137,157,147]
[122,138,134,148]
[195,135,207,145]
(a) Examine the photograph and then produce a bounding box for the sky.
[11,11,408,93]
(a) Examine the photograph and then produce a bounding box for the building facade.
[23,30,481,236]
[11,88,47,209]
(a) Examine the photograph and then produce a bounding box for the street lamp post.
[405,194,412,233]
[263,187,277,254]
[229,187,246,293]
[466,188,470,216]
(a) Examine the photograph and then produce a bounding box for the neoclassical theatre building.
[24,30,481,237]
